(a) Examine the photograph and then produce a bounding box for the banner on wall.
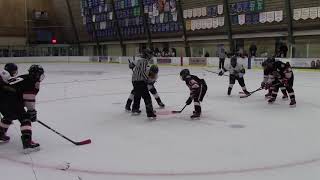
[238,14,246,25]
[259,12,267,23]
[187,9,193,18]
[206,18,213,29]
[266,11,275,23]
[186,20,191,30]
[309,7,318,19]
[318,7,320,18]
[192,8,197,18]
[196,19,202,30]
[201,7,207,17]
[172,11,178,22]
[274,10,283,22]
[301,8,310,20]
[183,10,188,18]
[293,8,302,20]
[218,4,223,15]
[157,58,172,64]
[189,57,207,65]
[196,8,202,17]
[213,18,219,28]
[201,19,207,29]
[218,17,224,26]
[191,20,196,31]
[160,13,164,23]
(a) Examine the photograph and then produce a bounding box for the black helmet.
[180,69,190,81]
[149,64,159,74]
[4,63,18,76]
[28,65,45,81]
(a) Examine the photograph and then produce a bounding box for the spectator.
[217,46,226,69]
[279,43,288,58]
[249,43,257,57]
[204,52,210,57]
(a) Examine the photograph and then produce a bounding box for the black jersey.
[184,75,203,96]
[9,74,40,110]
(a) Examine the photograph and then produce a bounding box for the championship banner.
[170,0,176,12]
[183,10,188,18]
[187,9,193,18]
[189,57,207,66]
[318,7,320,18]
[231,15,238,25]
[218,16,224,26]
[218,4,223,15]
[266,11,275,23]
[186,20,191,30]
[301,8,310,20]
[172,11,178,22]
[213,18,219,28]
[242,1,250,12]
[245,13,252,24]
[293,8,302,20]
[192,8,197,18]
[160,13,164,23]
[252,13,259,24]
[250,0,256,12]
[196,8,202,17]
[238,14,246,25]
[255,0,264,12]
[201,19,207,29]
[274,10,283,22]
[206,18,213,29]
[201,7,207,17]
[309,7,318,19]
[196,19,201,30]
[229,3,237,15]
[157,58,172,64]
[191,20,196,31]
[259,12,267,23]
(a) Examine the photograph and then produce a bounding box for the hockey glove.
[27,110,37,122]
[186,97,193,105]
[218,71,224,76]
[261,82,266,88]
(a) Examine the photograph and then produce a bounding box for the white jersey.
[224,63,245,77]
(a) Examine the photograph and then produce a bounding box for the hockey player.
[126,64,165,111]
[264,60,296,107]
[218,56,250,96]
[0,65,45,153]
[131,48,157,119]
[179,69,207,119]
[261,58,288,100]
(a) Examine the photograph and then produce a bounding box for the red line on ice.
[1,154,320,177]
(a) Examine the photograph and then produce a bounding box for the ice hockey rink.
[1,62,320,180]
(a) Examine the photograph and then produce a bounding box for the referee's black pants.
[132,81,154,115]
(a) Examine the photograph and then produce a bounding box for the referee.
[131,48,156,119]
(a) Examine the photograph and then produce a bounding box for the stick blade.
[74,139,91,146]
[171,111,181,114]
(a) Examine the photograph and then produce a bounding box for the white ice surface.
[1,63,320,180]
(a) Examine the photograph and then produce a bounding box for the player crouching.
[219,56,250,96]
[179,69,207,119]
[264,60,296,107]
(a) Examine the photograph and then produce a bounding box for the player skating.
[0,64,45,153]
[218,56,250,96]
[179,69,207,119]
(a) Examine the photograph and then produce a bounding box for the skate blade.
[23,146,41,154]
[290,104,296,108]
[190,117,200,120]
[282,98,289,101]
[0,140,9,144]
[125,109,131,113]
[148,117,157,120]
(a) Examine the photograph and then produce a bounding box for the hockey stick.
[171,104,187,114]
[203,69,229,77]
[37,120,91,146]
[240,87,263,98]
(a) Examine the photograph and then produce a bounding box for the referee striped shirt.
[132,58,149,82]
